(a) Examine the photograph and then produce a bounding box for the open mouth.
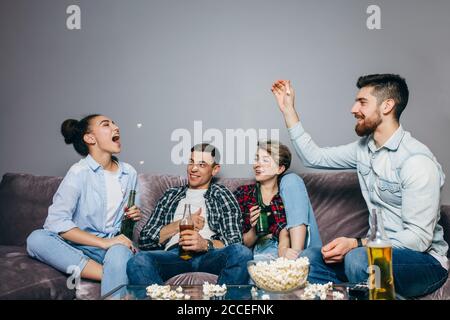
[112,135,120,143]
[189,174,201,179]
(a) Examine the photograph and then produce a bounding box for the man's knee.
[127,252,154,272]
[224,244,253,262]
[127,251,163,285]
[300,246,324,264]
[344,247,368,282]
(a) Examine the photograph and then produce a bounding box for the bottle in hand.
[179,204,194,260]
[120,190,136,240]
[255,183,269,236]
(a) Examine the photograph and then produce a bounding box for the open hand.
[271,80,295,113]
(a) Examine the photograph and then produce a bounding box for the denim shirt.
[289,122,448,268]
[43,155,139,238]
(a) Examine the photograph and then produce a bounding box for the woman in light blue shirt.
[26,114,142,296]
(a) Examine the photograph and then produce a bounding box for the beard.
[354,111,382,137]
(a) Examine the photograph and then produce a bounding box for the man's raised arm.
[271,79,358,170]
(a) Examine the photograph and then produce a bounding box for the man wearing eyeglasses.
[127,143,253,286]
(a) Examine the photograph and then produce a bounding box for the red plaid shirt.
[234,184,287,240]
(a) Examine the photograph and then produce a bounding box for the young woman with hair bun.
[27,114,141,296]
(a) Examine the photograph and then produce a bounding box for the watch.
[356,238,363,248]
[206,240,215,251]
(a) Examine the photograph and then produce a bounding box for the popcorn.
[202,282,227,297]
[146,284,190,300]
[251,287,258,299]
[332,291,345,300]
[299,282,345,300]
[146,284,170,298]
[300,282,333,300]
[248,257,309,292]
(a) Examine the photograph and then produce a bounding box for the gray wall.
[1,0,449,204]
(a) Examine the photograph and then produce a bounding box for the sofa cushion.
[301,172,370,245]
[0,245,75,299]
[419,275,450,300]
[165,272,218,286]
[439,205,450,258]
[75,279,101,300]
[0,173,62,246]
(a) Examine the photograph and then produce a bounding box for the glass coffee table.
[101,283,376,300]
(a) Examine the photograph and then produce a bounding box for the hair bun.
[61,119,80,144]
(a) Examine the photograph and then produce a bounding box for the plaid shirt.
[234,184,287,241]
[139,183,243,250]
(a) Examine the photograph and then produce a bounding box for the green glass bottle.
[255,183,269,236]
[120,190,136,240]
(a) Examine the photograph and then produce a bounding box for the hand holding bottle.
[124,205,142,221]
[179,204,195,260]
[249,205,261,228]
[121,190,138,240]
[179,230,208,253]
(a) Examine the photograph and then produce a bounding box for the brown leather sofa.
[1,172,449,299]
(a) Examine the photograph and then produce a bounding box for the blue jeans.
[301,246,448,298]
[127,243,253,285]
[26,229,133,296]
[279,173,322,249]
[253,238,279,261]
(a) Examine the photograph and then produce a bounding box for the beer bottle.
[366,208,396,300]
[120,190,136,240]
[255,183,269,236]
[179,204,194,260]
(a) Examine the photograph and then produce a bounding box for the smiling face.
[83,115,121,155]
[187,151,220,189]
[351,86,383,137]
[253,148,285,183]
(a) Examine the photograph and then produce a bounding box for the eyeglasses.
[188,161,216,169]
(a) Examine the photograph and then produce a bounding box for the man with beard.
[271,74,448,298]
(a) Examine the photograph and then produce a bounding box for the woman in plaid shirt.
[234,141,322,261]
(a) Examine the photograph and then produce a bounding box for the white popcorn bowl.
[247,258,309,293]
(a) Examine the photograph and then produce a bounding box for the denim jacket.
[289,122,448,266]
[43,155,139,238]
